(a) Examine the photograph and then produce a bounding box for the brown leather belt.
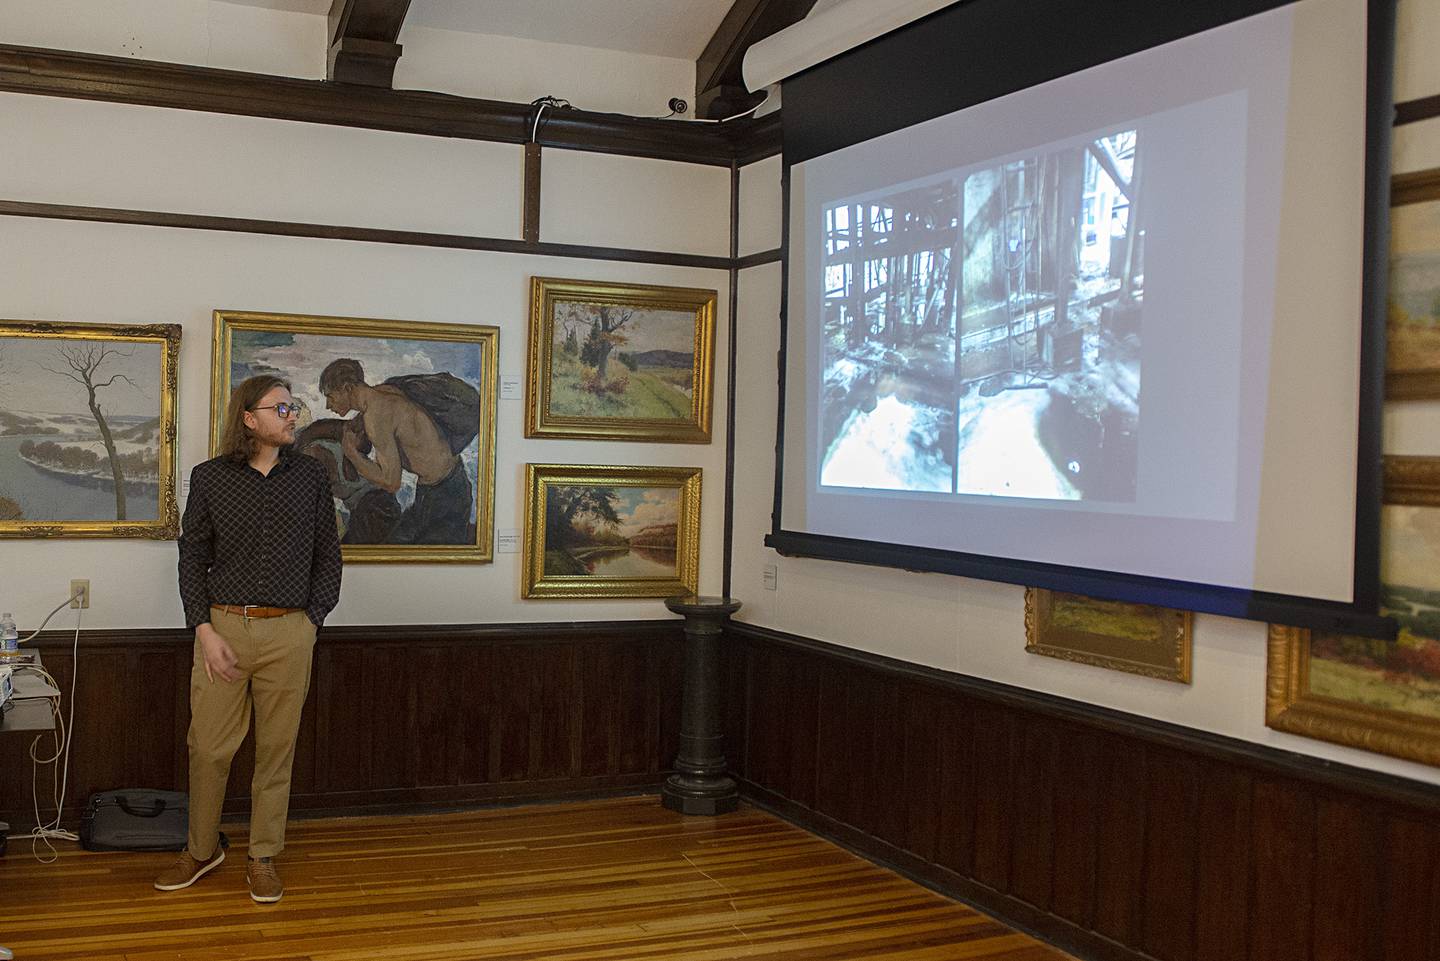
[212,605,302,619]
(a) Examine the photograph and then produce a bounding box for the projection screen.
[768,0,1396,633]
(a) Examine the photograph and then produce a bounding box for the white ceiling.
[218,0,738,60]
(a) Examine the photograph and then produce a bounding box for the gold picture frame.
[1024,587,1193,683]
[1387,167,1440,400]
[211,310,498,563]
[1266,456,1440,766]
[525,277,716,442]
[522,464,701,598]
[0,320,180,539]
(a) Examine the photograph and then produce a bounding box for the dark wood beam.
[695,0,818,119]
[1395,92,1440,126]
[522,143,542,243]
[328,0,412,88]
[0,43,779,165]
[0,198,736,270]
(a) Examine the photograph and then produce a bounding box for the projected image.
[819,129,1144,501]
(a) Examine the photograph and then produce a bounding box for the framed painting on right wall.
[1387,167,1440,399]
[1267,456,1440,766]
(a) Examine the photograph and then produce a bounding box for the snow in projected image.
[819,128,1144,501]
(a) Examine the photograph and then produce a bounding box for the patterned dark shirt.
[178,447,342,629]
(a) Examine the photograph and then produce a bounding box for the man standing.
[156,374,342,903]
[319,358,473,544]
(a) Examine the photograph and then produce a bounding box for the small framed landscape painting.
[1387,168,1440,399]
[1267,456,1440,766]
[0,320,180,539]
[1025,587,1193,683]
[211,310,498,563]
[525,277,716,442]
[522,464,701,599]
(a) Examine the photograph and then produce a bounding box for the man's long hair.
[218,374,292,464]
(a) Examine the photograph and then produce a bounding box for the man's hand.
[196,623,240,683]
[341,423,362,461]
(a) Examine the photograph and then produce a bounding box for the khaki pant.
[187,607,317,860]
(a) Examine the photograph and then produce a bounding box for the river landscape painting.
[0,321,180,538]
[522,464,701,598]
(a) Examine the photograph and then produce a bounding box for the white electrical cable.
[12,597,85,861]
[16,589,86,645]
[652,88,773,124]
[529,96,571,142]
[531,89,770,138]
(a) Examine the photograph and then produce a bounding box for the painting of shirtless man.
[210,311,498,562]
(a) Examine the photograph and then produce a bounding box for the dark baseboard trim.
[1,777,669,834]
[0,199,734,270]
[727,620,1440,814]
[737,778,1147,961]
[0,43,775,166]
[22,617,681,649]
[281,784,664,823]
[278,774,668,819]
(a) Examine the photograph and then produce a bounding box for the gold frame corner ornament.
[524,277,717,443]
[1024,587,1193,684]
[522,463,701,599]
[209,309,499,564]
[0,319,181,540]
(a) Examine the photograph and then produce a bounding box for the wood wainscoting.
[0,620,682,829]
[722,622,1440,961]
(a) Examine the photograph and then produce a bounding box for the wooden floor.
[2,796,1074,961]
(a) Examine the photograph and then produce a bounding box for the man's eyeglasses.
[252,401,305,418]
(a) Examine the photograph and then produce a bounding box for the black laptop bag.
[79,789,226,852]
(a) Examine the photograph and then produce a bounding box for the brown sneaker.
[247,856,284,903]
[153,846,225,891]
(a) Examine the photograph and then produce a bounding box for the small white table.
[1,651,56,961]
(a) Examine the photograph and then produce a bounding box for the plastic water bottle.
[0,613,17,655]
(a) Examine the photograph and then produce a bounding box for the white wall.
[0,0,327,77]
[0,0,695,117]
[0,97,730,629]
[728,2,1440,788]
[395,26,694,118]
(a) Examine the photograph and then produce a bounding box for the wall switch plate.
[762,563,778,591]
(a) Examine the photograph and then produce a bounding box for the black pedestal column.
[661,594,741,815]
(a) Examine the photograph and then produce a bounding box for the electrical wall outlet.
[70,579,90,609]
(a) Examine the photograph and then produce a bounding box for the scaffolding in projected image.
[820,129,1143,500]
[823,138,1140,381]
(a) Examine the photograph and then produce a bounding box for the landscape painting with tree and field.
[548,301,696,421]
[527,278,715,443]
[820,126,1145,502]
[0,324,176,534]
